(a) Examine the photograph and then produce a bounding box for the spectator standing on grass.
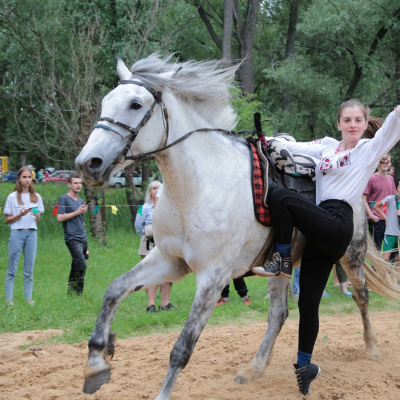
[135,180,175,313]
[362,153,396,250]
[3,167,44,306]
[334,261,352,296]
[36,168,44,183]
[216,277,252,305]
[30,167,36,182]
[373,177,400,265]
[57,173,89,295]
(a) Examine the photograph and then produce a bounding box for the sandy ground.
[0,312,399,400]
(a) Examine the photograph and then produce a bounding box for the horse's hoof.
[234,368,261,384]
[368,349,380,357]
[83,370,111,394]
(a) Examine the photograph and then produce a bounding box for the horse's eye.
[130,102,142,110]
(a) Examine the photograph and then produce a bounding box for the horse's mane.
[129,53,239,130]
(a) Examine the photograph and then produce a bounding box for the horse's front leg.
[235,275,290,384]
[341,238,379,357]
[155,269,230,400]
[83,248,186,394]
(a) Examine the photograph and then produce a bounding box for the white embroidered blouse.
[277,110,400,209]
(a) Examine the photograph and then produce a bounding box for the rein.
[92,80,276,164]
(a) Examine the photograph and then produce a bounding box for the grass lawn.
[0,182,398,346]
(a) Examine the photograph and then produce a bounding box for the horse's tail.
[364,234,400,300]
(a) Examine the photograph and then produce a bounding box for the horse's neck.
[155,98,248,208]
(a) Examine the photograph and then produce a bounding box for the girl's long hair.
[145,180,161,204]
[14,167,38,205]
[363,116,384,139]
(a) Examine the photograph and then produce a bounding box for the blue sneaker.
[322,291,329,297]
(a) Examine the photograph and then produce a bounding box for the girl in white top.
[252,100,400,395]
[134,180,175,313]
[3,167,44,305]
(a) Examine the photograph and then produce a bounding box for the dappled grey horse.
[75,53,400,399]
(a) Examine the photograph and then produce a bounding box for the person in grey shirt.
[57,173,88,295]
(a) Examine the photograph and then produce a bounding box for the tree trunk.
[282,0,300,110]
[79,102,107,244]
[141,160,150,184]
[124,163,143,231]
[83,183,107,244]
[234,0,260,94]
[222,0,233,62]
[20,152,27,167]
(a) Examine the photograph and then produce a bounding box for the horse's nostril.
[87,158,103,171]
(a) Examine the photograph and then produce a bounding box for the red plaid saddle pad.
[250,142,271,226]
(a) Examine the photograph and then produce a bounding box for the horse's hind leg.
[83,249,186,394]
[341,232,379,357]
[155,269,230,400]
[235,276,290,384]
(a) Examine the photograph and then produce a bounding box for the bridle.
[93,80,170,163]
[92,80,276,165]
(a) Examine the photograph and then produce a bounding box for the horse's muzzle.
[75,156,112,187]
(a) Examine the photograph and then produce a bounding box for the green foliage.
[231,88,263,131]
[1,0,400,171]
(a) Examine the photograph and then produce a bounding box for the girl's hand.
[20,207,32,216]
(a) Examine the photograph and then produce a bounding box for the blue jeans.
[293,266,301,295]
[5,229,37,301]
[65,240,87,295]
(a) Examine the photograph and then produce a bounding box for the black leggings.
[269,187,354,354]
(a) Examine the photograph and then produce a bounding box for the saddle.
[246,114,316,227]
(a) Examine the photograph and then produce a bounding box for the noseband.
[93,80,169,163]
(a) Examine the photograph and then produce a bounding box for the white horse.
[75,53,400,399]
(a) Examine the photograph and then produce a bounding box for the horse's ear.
[116,57,132,81]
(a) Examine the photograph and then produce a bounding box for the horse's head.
[76,53,239,186]
[75,57,168,186]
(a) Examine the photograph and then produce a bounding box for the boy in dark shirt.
[57,173,88,294]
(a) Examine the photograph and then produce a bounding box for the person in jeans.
[4,167,44,306]
[57,173,88,295]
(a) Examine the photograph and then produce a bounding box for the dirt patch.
[0,312,399,399]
